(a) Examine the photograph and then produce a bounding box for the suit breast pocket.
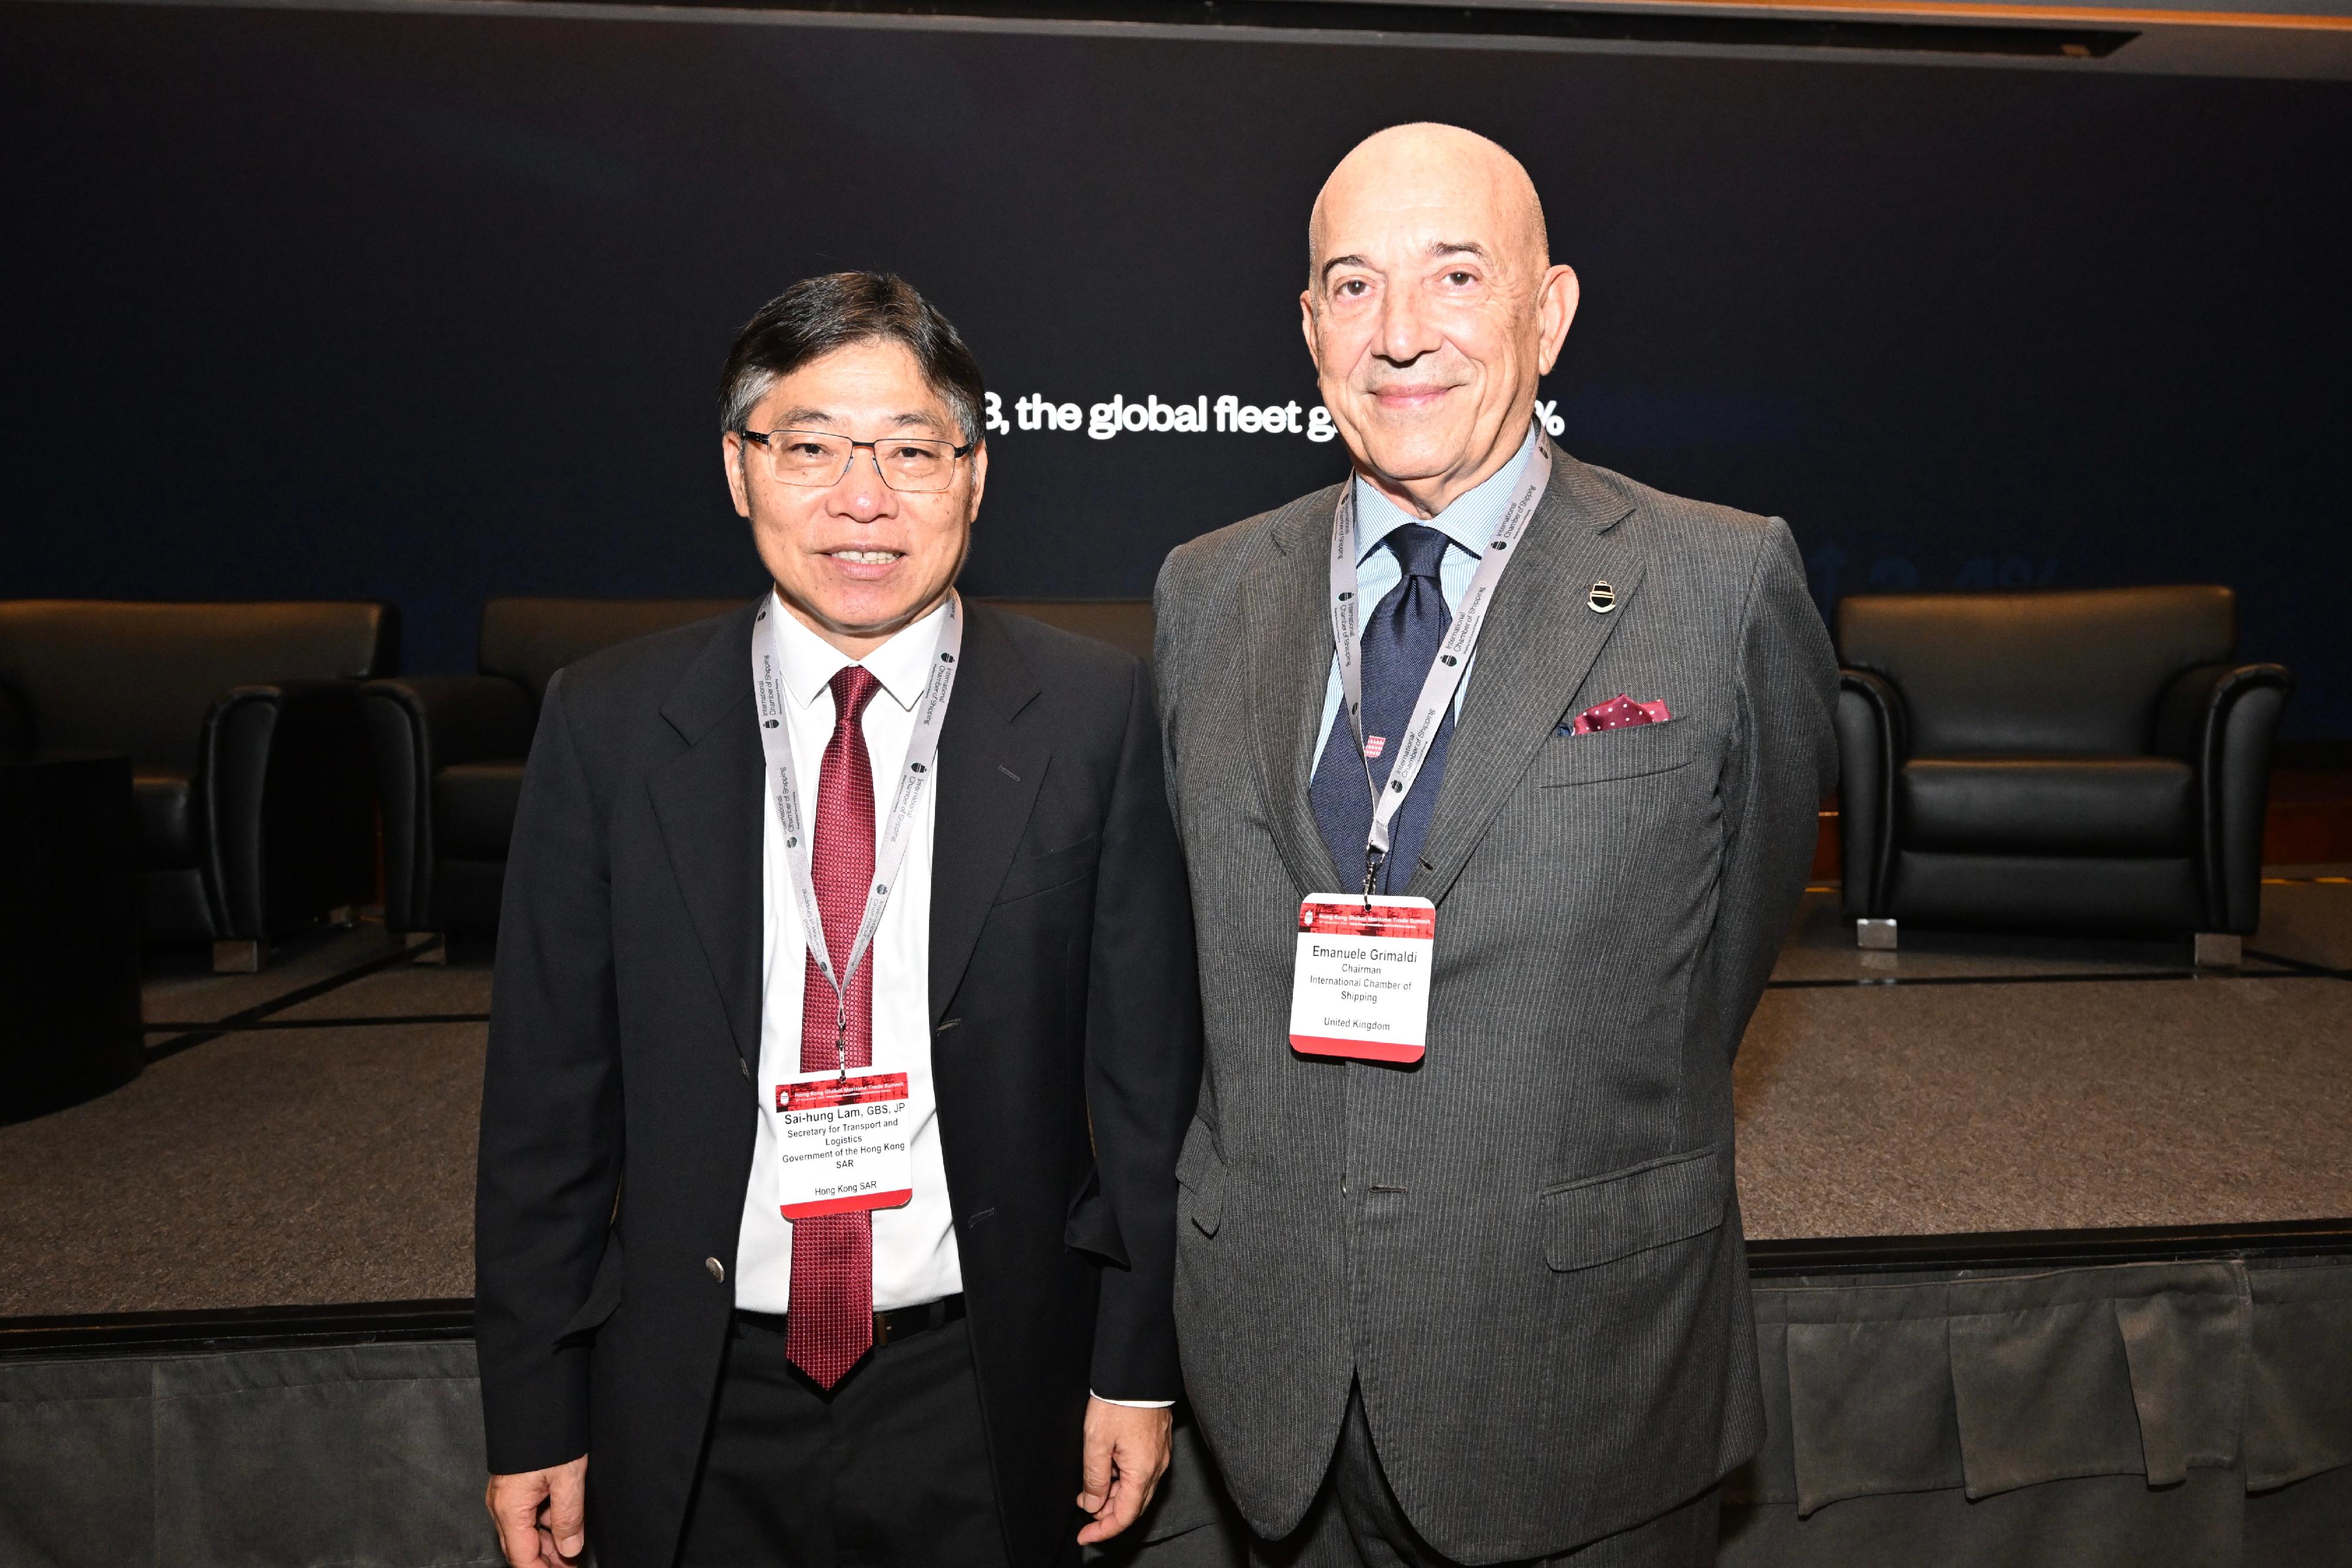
[1536,720,1696,788]
[992,833,1101,905]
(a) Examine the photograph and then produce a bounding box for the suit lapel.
[1408,446,1645,906]
[927,603,1047,1023]
[1245,485,1349,898]
[648,602,766,1069]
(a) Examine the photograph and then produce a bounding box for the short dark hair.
[717,272,986,444]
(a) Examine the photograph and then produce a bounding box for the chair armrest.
[0,683,28,765]
[201,680,379,940]
[359,676,535,932]
[363,675,537,768]
[1833,669,1906,918]
[2157,661,2294,933]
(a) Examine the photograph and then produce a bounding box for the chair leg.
[1856,918,1898,951]
[212,939,265,974]
[412,934,450,966]
[2193,933,2242,969]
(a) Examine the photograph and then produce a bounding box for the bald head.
[1309,123,1548,290]
[1299,123,1578,519]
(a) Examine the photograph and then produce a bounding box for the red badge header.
[777,1071,910,1114]
[1296,901,1436,941]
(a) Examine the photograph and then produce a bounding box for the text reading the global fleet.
[982,392,1571,443]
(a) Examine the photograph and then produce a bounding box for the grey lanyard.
[751,593,963,1074]
[1327,436,1551,895]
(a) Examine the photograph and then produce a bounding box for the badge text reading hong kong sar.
[984,392,1569,443]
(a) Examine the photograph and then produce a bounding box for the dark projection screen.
[4,1,2348,736]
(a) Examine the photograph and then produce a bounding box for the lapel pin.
[1588,580,1618,614]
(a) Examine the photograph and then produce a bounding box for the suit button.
[705,1257,726,1283]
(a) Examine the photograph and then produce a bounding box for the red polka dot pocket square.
[1565,694,1673,735]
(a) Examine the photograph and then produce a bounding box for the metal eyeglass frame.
[737,426,977,493]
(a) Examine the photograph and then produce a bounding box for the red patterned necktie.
[785,664,883,1390]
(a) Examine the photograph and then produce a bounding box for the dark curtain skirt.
[1718,1258,2352,1568]
[2,1261,2347,1568]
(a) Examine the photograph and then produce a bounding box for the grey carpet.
[3,931,484,1316]
[138,925,433,1027]
[1735,976,2352,1239]
[4,882,2348,1318]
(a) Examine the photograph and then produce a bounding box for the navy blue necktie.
[1311,523,1458,896]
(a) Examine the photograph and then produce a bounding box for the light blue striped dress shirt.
[1309,423,1541,781]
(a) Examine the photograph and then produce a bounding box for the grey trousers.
[1248,1385,1720,1568]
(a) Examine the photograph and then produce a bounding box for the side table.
[1,754,144,1121]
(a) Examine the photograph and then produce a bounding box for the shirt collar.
[1350,420,1542,564]
[764,590,950,714]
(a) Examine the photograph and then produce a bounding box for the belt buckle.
[872,1308,894,1348]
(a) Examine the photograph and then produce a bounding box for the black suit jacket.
[475,599,1201,1568]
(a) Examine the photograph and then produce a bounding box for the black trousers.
[1249,1384,1719,1568]
[674,1311,1011,1568]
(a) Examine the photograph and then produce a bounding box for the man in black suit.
[476,272,1200,1568]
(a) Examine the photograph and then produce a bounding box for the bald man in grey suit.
[1152,126,1837,1566]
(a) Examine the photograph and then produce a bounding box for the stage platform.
[4,882,2350,1568]
[4,881,2348,1317]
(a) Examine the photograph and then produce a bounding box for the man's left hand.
[1075,1396,1173,1545]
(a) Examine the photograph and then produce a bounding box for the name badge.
[1288,894,1435,1064]
[774,1071,916,1219]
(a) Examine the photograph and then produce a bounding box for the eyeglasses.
[739,427,975,493]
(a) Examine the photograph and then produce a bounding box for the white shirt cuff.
[1090,1391,1175,1409]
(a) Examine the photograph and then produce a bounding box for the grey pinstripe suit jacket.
[1152,442,1838,1563]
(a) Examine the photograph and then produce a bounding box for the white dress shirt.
[734,593,960,1314]
[732,593,1169,1407]
[1309,423,1541,780]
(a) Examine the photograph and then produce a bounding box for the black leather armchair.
[363,597,741,943]
[0,599,397,970]
[1834,586,2291,961]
